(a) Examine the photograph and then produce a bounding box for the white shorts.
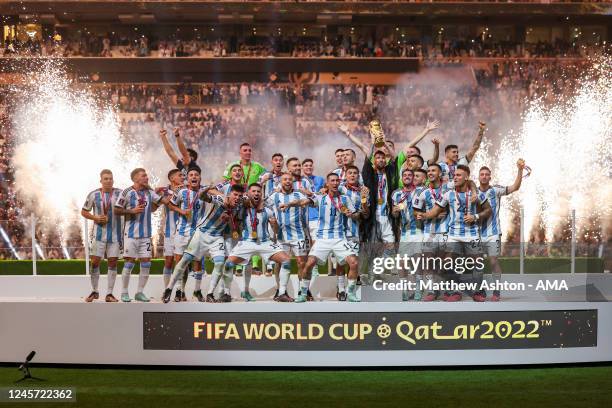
[162,234,175,257]
[184,229,226,260]
[281,237,310,257]
[346,236,360,252]
[308,220,318,241]
[376,213,395,243]
[398,233,423,257]
[224,235,237,255]
[309,238,357,266]
[173,234,191,256]
[229,240,284,266]
[422,232,448,254]
[123,237,152,259]
[447,235,482,256]
[481,234,502,257]
[90,240,120,258]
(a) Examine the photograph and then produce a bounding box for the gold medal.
[340,205,347,212]
[232,231,239,240]
[378,198,383,205]
[361,197,367,204]
[251,231,258,239]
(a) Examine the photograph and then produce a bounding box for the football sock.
[162,266,173,287]
[107,267,117,294]
[337,275,346,292]
[278,262,291,296]
[137,262,151,293]
[208,263,224,295]
[120,262,135,295]
[90,265,100,292]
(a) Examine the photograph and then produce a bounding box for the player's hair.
[345,148,356,157]
[410,146,422,155]
[414,169,427,177]
[326,172,339,180]
[167,169,180,180]
[345,165,360,174]
[456,164,471,176]
[130,168,145,181]
[286,157,300,166]
[230,184,245,194]
[334,148,344,155]
[229,164,242,173]
[187,167,201,175]
[428,163,442,172]
[386,140,395,147]
[187,148,198,162]
[408,154,424,166]
[100,169,113,178]
[272,152,283,160]
[248,182,262,190]
[302,158,313,165]
[373,150,386,157]
[445,144,458,153]
[480,166,492,173]
[239,142,251,149]
[402,168,414,176]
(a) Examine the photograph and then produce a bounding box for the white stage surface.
[0,274,610,366]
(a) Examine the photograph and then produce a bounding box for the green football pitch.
[1,365,611,407]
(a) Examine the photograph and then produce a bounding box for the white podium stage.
[0,274,610,367]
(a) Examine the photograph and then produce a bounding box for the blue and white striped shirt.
[438,156,469,181]
[391,187,421,238]
[259,171,283,198]
[83,188,123,243]
[115,187,162,239]
[413,183,450,234]
[478,185,507,237]
[160,186,181,239]
[196,195,235,237]
[306,175,325,221]
[437,190,487,237]
[171,187,205,237]
[312,193,355,240]
[240,207,276,243]
[266,190,309,241]
[375,172,389,216]
[339,185,366,239]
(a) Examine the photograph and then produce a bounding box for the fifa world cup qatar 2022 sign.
[143,310,597,351]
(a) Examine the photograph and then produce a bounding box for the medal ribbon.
[250,207,259,236]
[377,173,385,203]
[100,189,111,215]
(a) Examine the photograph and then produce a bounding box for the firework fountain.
[10,61,144,256]
[473,55,612,245]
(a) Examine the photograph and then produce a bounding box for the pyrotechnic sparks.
[474,55,612,242]
[10,61,143,248]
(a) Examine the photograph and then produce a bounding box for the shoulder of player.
[85,189,100,198]
[121,186,135,195]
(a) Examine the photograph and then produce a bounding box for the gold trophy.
[369,119,386,148]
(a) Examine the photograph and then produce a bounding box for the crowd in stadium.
[0,56,607,260]
[1,29,607,59]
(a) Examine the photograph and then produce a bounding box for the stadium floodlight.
[15,351,45,383]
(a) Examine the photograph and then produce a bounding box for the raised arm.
[174,128,191,166]
[159,128,179,165]
[428,137,440,166]
[507,159,526,194]
[337,121,369,156]
[405,119,440,150]
[465,121,486,163]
